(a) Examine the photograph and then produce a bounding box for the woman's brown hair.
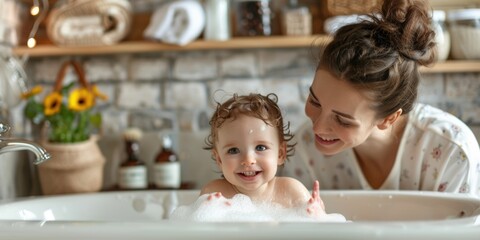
[319,0,436,119]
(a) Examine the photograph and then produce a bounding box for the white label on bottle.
[118,166,148,189]
[153,162,181,188]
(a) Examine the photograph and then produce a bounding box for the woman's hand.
[306,180,326,216]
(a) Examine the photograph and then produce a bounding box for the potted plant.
[22,60,108,195]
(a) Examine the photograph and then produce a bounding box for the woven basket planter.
[38,136,105,195]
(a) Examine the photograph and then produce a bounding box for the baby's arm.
[204,192,232,206]
[199,179,233,206]
[199,179,226,196]
[279,177,325,215]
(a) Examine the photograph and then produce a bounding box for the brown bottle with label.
[153,134,181,189]
[118,128,148,190]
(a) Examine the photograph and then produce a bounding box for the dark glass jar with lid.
[232,0,274,36]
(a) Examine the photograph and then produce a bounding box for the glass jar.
[0,44,27,109]
[233,0,274,37]
[281,0,312,36]
[432,10,450,61]
[204,0,231,41]
[446,8,480,60]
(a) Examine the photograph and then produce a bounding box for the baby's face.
[213,115,286,195]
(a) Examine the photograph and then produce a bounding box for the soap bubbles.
[169,193,347,223]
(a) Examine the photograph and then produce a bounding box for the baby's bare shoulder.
[274,177,311,206]
[276,176,307,188]
[200,179,231,195]
[275,177,310,196]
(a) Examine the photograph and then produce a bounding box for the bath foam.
[170,193,348,222]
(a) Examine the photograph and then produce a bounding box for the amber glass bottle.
[153,134,181,189]
[118,128,148,190]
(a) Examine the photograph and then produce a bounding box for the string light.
[27,37,36,48]
[22,0,48,61]
[30,5,40,16]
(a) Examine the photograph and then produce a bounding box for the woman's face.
[305,69,381,155]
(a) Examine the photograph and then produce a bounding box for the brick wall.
[8,48,480,190]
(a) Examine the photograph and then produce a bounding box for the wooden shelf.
[430,0,480,9]
[421,60,480,73]
[12,35,480,73]
[12,35,331,57]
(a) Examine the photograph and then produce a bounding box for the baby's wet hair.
[204,93,295,161]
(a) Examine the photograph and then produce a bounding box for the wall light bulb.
[27,38,37,48]
[30,6,40,16]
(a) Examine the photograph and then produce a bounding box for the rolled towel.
[324,14,374,34]
[47,0,132,46]
[144,0,205,46]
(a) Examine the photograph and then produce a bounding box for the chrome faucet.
[0,123,50,164]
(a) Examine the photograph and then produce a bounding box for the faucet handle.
[0,123,11,136]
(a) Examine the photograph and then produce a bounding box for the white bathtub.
[0,190,479,240]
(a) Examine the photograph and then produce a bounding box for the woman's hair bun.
[374,0,436,65]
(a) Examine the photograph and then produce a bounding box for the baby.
[200,93,324,217]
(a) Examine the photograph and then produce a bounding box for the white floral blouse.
[281,103,480,196]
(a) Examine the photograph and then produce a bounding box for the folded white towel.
[324,14,374,34]
[144,0,205,46]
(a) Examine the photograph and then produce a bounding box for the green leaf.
[90,113,102,128]
[24,99,44,121]
[61,82,76,95]
[33,87,104,143]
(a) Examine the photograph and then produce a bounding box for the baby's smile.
[239,171,260,177]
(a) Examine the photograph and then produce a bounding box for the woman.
[282,0,480,195]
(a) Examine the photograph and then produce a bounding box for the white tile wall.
[445,73,480,99]
[85,58,127,82]
[418,73,445,103]
[220,52,258,77]
[117,82,161,108]
[4,48,480,199]
[31,58,65,82]
[262,78,301,107]
[164,82,208,109]
[209,78,264,99]
[173,53,218,81]
[130,57,170,81]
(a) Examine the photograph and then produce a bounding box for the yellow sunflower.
[68,88,95,112]
[21,85,43,99]
[43,92,63,116]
